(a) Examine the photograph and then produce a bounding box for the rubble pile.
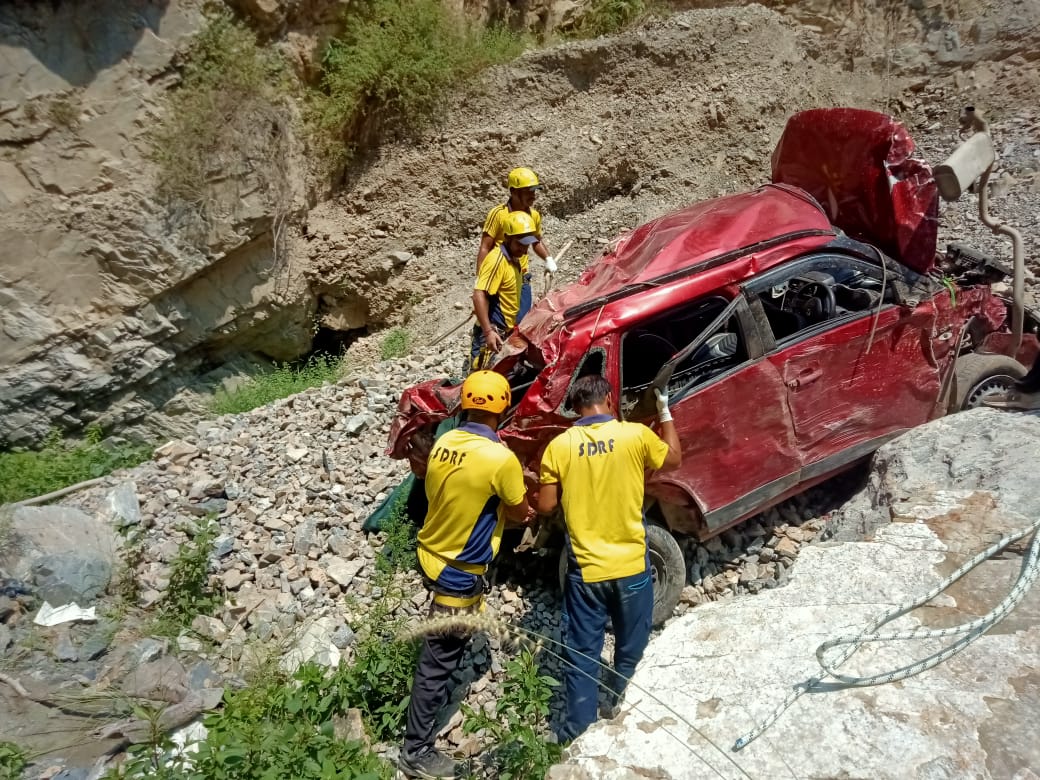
[0,344,853,775]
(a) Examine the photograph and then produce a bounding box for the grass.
[0,425,151,505]
[309,0,527,167]
[155,519,220,634]
[379,327,410,361]
[211,354,347,415]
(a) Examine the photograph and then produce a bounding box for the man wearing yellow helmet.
[401,370,529,779]
[469,210,539,372]
[477,166,557,323]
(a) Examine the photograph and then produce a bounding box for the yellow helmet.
[461,370,512,414]
[508,167,540,190]
[502,211,538,243]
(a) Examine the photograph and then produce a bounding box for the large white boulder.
[552,409,1040,779]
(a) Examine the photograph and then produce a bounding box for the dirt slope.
[301,1,1039,365]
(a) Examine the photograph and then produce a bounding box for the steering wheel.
[793,280,836,322]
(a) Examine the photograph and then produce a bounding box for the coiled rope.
[733,515,1040,751]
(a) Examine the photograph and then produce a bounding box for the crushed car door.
[745,253,940,479]
[623,294,800,533]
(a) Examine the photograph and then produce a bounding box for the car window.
[558,347,607,419]
[748,255,897,345]
[620,295,749,415]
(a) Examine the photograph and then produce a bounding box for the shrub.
[462,647,561,778]
[211,354,347,415]
[0,425,151,505]
[149,12,291,211]
[107,663,393,779]
[379,327,410,361]
[0,741,28,780]
[571,0,646,38]
[310,0,526,165]
[375,497,418,576]
[157,520,219,631]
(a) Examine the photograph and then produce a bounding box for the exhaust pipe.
[935,107,1025,355]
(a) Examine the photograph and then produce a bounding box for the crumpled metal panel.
[516,184,834,349]
[771,108,939,274]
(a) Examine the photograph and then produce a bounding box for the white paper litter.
[33,601,97,626]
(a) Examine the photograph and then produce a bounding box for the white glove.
[544,256,558,274]
[654,387,672,423]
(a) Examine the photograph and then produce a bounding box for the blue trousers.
[558,565,653,742]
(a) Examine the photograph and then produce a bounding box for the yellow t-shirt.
[418,422,526,592]
[483,204,542,274]
[539,415,669,583]
[474,245,523,329]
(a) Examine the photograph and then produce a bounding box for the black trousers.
[403,597,480,755]
[1019,353,1040,392]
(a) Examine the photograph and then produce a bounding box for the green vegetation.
[0,741,28,780]
[0,425,151,505]
[379,327,410,361]
[571,0,647,38]
[463,647,561,778]
[310,0,526,166]
[156,520,220,633]
[211,354,347,415]
[108,662,394,779]
[149,12,290,208]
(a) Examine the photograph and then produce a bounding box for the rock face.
[551,408,1040,779]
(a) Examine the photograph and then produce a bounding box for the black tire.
[646,524,685,626]
[556,524,685,627]
[953,353,1026,410]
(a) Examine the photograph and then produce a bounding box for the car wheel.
[556,525,685,627]
[646,524,684,626]
[953,353,1026,410]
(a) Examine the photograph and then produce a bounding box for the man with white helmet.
[477,166,557,323]
[400,370,530,779]
[469,211,539,372]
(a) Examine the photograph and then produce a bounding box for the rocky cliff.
[1,0,1038,448]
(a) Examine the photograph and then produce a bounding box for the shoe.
[981,387,1040,411]
[399,747,457,779]
[599,701,621,720]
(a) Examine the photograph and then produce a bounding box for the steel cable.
[733,516,1040,751]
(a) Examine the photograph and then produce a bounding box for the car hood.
[771,107,939,274]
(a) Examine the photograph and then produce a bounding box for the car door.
[745,253,941,479]
[620,293,800,535]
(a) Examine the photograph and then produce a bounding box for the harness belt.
[421,545,487,576]
[432,592,484,610]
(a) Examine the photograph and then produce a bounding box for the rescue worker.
[477,167,557,323]
[469,211,539,372]
[536,375,681,742]
[400,370,530,780]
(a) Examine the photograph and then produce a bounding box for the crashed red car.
[388,108,1040,623]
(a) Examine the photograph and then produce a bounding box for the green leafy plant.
[570,0,646,38]
[310,0,526,166]
[107,664,392,779]
[379,328,410,361]
[156,520,219,632]
[211,354,347,415]
[375,497,418,576]
[462,648,561,779]
[0,425,151,505]
[0,741,28,780]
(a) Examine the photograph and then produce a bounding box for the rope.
[733,515,1040,751]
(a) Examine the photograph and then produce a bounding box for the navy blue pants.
[558,565,653,742]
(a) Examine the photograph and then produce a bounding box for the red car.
[388,108,1040,623]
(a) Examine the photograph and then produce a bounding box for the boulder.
[554,410,1040,779]
[4,505,118,604]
